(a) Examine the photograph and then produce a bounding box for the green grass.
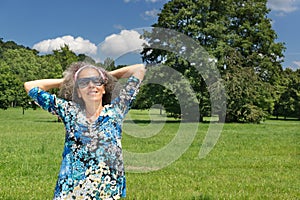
[0,108,299,199]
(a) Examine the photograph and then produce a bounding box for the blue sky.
[0,0,299,70]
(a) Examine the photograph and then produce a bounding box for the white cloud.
[32,31,148,63]
[97,30,147,60]
[292,61,300,69]
[267,0,299,13]
[32,35,97,55]
[144,9,160,19]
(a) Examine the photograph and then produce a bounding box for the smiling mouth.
[87,91,99,95]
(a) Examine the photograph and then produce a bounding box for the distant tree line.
[0,37,299,122]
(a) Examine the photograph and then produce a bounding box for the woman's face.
[76,67,105,106]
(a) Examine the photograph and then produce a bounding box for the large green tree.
[141,0,285,122]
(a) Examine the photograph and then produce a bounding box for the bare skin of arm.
[109,64,146,81]
[24,79,64,93]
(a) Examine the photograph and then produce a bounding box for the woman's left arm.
[109,64,146,81]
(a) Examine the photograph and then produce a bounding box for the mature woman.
[24,62,146,200]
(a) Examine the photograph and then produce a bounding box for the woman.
[24,62,146,200]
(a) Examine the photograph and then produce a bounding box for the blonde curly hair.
[58,61,121,108]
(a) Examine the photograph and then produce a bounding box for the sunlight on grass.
[0,108,299,199]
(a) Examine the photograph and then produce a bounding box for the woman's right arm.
[109,64,146,81]
[24,79,64,93]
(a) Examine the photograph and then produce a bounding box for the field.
[0,108,299,199]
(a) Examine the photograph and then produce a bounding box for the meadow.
[0,108,299,200]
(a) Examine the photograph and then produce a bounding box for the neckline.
[82,105,108,124]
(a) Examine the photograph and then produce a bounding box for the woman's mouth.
[87,91,98,95]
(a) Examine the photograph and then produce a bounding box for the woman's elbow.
[133,64,146,80]
[24,81,33,93]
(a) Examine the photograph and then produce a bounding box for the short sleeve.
[28,87,68,119]
[111,76,141,119]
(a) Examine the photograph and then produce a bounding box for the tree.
[77,54,96,64]
[0,45,63,110]
[141,0,285,122]
[53,45,79,71]
[0,61,22,109]
[39,54,63,79]
[223,66,270,122]
[103,57,116,71]
[2,48,41,82]
[1,48,42,110]
[273,68,300,119]
[134,64,200,121]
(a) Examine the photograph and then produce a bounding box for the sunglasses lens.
[77,77,104,88]
[93,78,104,86]
[77,79,89,88]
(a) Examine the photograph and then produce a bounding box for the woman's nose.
[87,80,96,87]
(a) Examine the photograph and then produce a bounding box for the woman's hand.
[24,78,64,93]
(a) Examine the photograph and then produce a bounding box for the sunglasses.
[76,76,105,88]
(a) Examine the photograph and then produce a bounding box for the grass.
[0,108,299,199]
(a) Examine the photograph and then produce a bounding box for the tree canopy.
[138,0,295,122]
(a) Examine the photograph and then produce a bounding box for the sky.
[0,0,299,70]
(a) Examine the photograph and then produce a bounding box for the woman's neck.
[85,102,103,121]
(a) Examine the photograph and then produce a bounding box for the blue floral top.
[28,76,141,200]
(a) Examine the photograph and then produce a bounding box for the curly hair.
[58,61,121,108]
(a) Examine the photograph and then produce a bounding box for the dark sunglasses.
[76,76,105,88]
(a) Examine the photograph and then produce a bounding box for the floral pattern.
[28,76,141,200]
